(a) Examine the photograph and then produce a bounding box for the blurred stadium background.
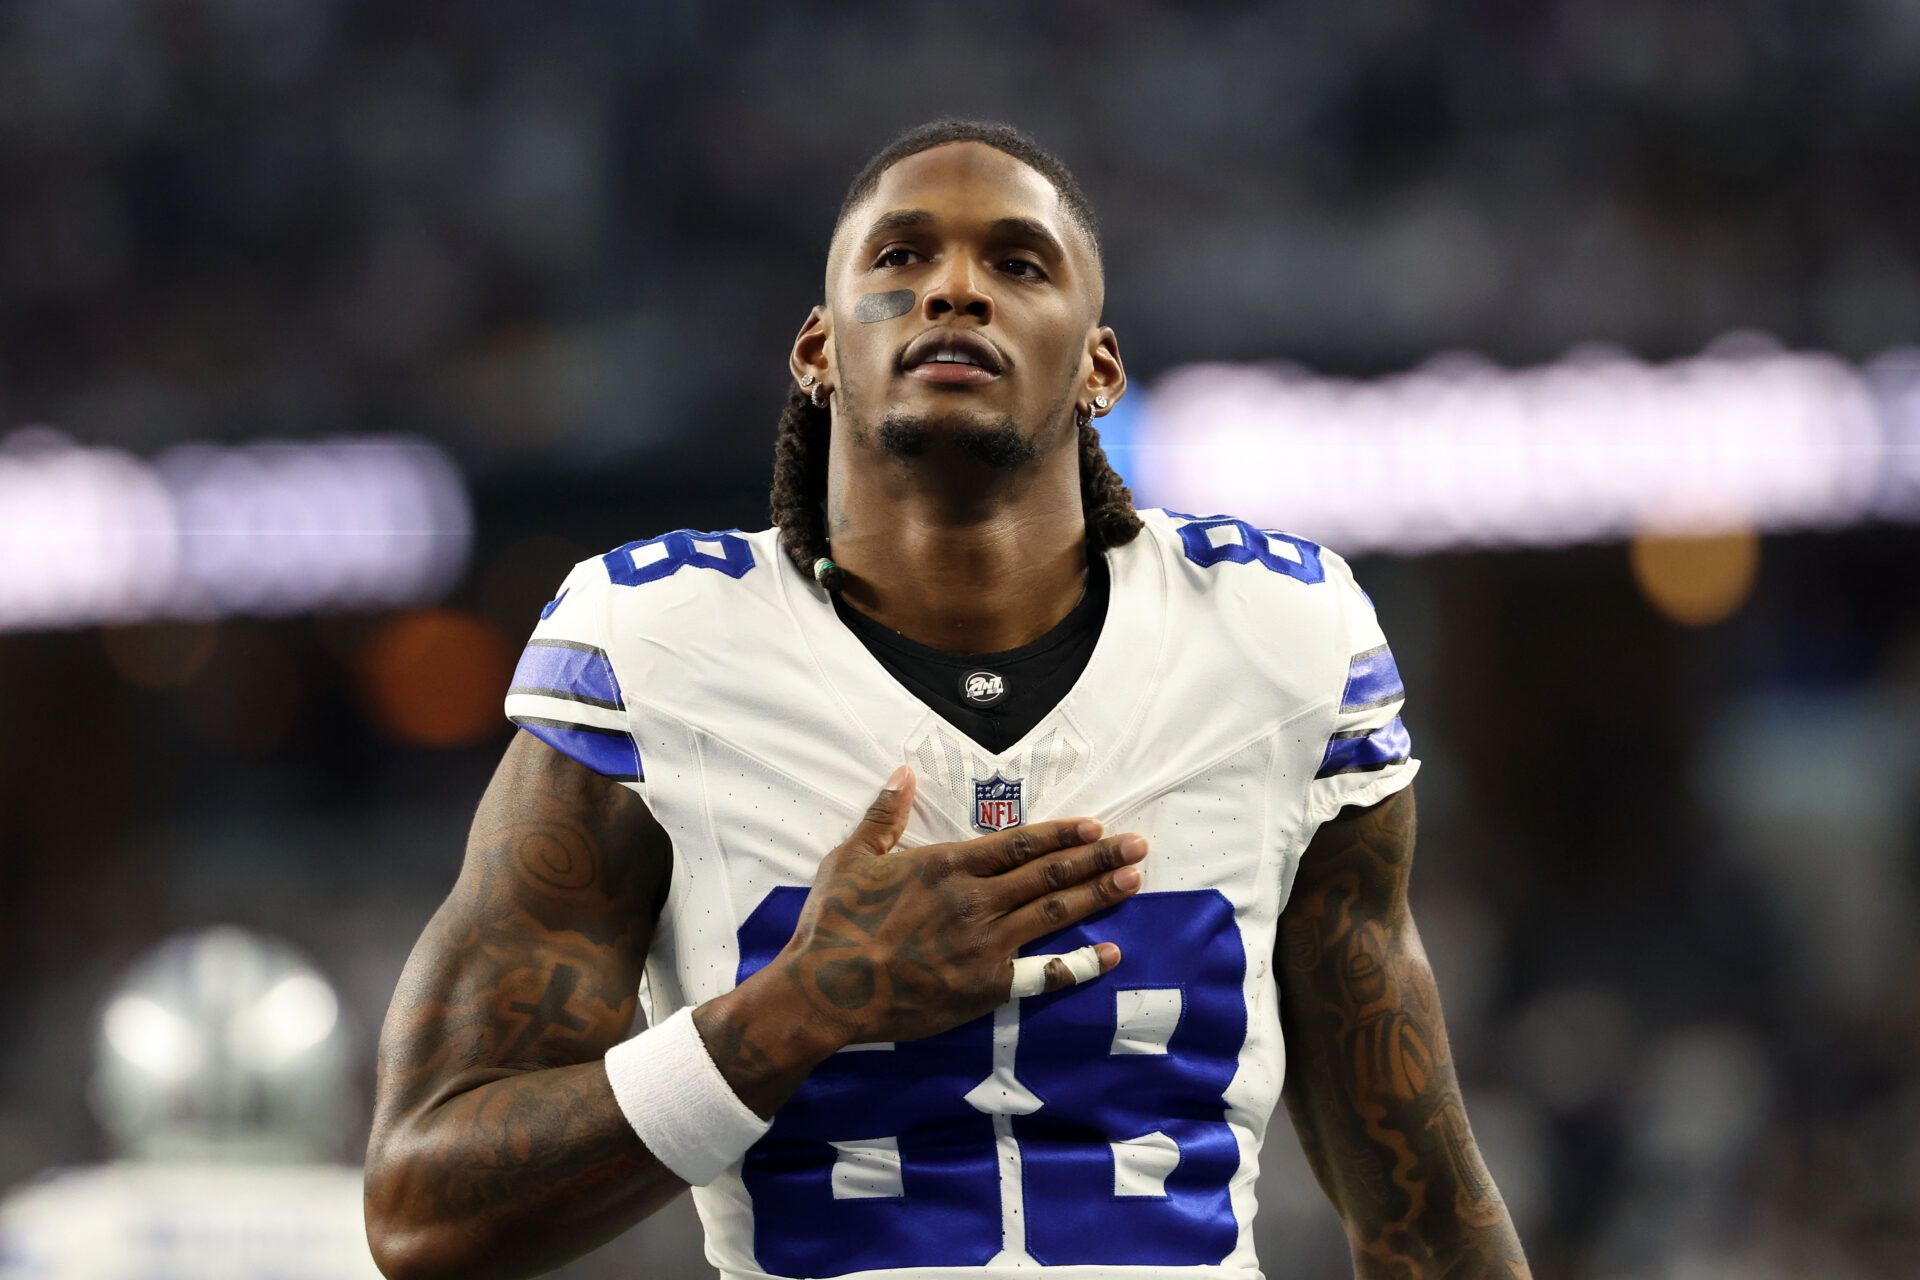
[4,2,1919,1277]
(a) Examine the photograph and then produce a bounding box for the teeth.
[930,350,979,366]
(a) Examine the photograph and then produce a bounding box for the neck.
[825,440,1088,654]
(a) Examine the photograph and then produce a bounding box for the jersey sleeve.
[1303,551,1419,828]
[503,557,643,784]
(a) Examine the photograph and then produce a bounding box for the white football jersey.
[0,1163,382,1280]
[504,508,1418,1280]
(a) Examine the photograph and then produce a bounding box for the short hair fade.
[831,117,1104,271]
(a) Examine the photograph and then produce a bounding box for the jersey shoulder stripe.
[1340,643,1405,711]
[509,715,642,782]
[508,638,626,711]
[1317,715,1412,777]
[504,553,648,784]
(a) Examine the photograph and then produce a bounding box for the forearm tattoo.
[1278,788,1530,1279]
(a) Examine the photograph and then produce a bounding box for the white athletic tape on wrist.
[603,1006,770,1186]
[1009,944,1103,999]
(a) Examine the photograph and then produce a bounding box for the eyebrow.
[863,209,936,239]
[988,216,1068,262]
[860,209,1069,263]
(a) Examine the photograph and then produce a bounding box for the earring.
[809,384,826,408]
[798,373,815,387]
[1093,395,1109,412]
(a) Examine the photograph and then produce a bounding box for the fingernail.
[883,764,910,793]
[1119,835,1148,861]
[1096,942,1122,967]
[1115,866,1143,891]
[1076,819,1103,842]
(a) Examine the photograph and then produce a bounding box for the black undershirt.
[833,553,1110,754]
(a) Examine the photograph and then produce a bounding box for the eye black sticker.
[855,289,915,324]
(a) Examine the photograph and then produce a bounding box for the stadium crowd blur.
[3,3,1918,1277]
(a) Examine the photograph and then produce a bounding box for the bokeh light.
[1629,527,1762,627]
[358,608,513,749]
[103,996,202,1083]
[0,431,471,633]
[1135,336,1899,554]
[227,974,341,1071]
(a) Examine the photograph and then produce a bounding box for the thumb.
[848,764,915,855]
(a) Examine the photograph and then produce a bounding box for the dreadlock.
[770,386,842,588]
[770,118,1144,591]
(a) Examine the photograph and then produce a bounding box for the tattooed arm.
[1276,786,1530,1280]
[364,731,686,1280]
[366,738,1145,1280]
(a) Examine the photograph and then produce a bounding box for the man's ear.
[789,304,831,390]
[1085,325,1127,416]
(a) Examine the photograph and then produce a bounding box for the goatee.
[876,410,1038,471]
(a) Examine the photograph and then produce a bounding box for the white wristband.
[1009,944,1103,999]
[603,1005,771,1186]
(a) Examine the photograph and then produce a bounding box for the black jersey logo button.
[961,670,1006,706]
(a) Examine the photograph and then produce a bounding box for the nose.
[921,254,992,324]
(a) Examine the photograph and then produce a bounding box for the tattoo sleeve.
[364,730,679,1280]
[1276,786,1532,1280]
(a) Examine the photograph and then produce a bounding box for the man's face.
[799,142,1116,465]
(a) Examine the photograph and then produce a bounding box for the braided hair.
[770,118,1143,591]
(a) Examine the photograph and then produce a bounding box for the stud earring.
[1093,395,1109,412]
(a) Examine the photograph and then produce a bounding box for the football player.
[1,928,381,1280]
[366,119,1529,1280]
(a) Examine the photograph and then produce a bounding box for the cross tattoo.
[503,964,592,1060]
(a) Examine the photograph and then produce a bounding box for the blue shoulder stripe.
[509,639,625,711]
[1316,716,1411,778]
[511,716,642,782]
[1341,644,1404,711]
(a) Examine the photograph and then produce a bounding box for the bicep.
[374,730,672,1123]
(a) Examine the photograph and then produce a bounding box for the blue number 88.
[734,889,1248,1274]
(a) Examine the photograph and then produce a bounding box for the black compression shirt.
[832,552,1111,754]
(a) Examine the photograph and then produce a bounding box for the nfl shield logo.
[972,773,1024,832]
